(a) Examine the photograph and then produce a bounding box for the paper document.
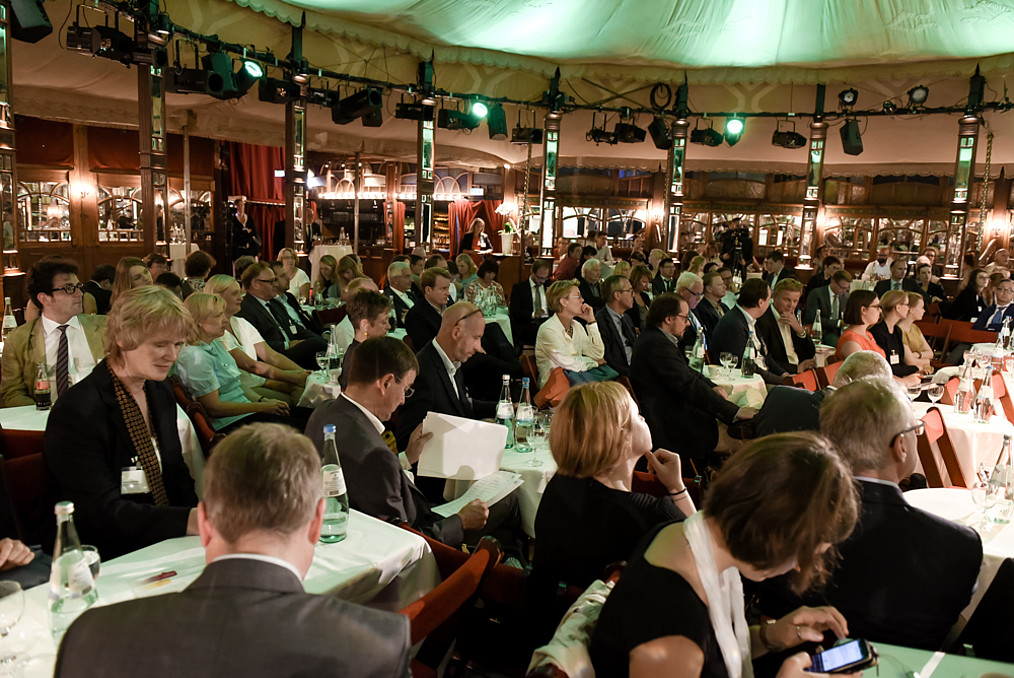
[432,471,524,517]
[417,411,508,479]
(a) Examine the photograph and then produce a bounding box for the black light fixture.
[648,116,672,150]
[724,117,744,146]
[838,88,858,109]
[164,67,217,95]
[486,104,508,140]
[437,107,481,131]
[511,126,544,144]
[201,51,235,96]
[10,0,52,43]
[331,88,383,125]
[614,118,647,144]
[908,85,929,106]
[840,118,863,155]
[690,119,723,146]
[771,121,806,149]
[586,113,617,145]
[258,78,301,104]
[395,102,435,121]
[90,25,136,65]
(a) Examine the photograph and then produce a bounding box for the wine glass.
[906,383,922,402]
[527,412,551,468]
[971,478,1001,525]
[328,350,344,386]
[926,383,945,404]
[0,581,24,665]
[719,352,737,378]
[81,545,100,580]
[315,351,329,378]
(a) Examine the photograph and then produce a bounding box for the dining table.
[12,509,438,677]
[704,365,767,409]
[912,401,1014,485]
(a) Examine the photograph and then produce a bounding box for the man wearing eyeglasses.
[1,257,106,407]
[595,275,637,377]
[509,259,552,348]
[675,271,706,353]
[808,378,982,650]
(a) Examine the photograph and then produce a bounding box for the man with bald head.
[396,302,495,451]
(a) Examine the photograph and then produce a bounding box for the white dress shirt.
[534,314,605,388]
[41,314,96,380]
[433,338,460,398]
[862,259,892,281]
[769,304,799,366]
[736,305,768,371]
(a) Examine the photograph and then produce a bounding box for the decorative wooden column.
[949,114,981,278]
[0,1,19,274]
[416,116,435,247]
[136,36,168,254]
[538,113,560,251]
[799,120,828,270]
[663,118,688,253]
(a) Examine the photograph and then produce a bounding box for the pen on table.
[141,570,177,584]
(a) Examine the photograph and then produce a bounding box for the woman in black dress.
[869,290,924,383]
[946,267,989,321]
[458,217,493,254]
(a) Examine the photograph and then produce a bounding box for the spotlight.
[331,88,383,125]
[511,126,544,144]
[202,51,236,96]
[771,121,806,149]
[90,25,135,65]
[840,119,863,155]
[883,100,897,113]
[235,61,264,95]
[486,104,508,140]
[65,23,92,52]
[438,108,481,131]
[690,127,723,147]
[361,108,383,128]
[724,117,744,146]
[838,88,858,108]
[471,101,489,118]
[395,102,435,121]
[648,116,672,150]
[164,68,217,95]
[907,85,929,106]
[11,0,52,43]
[614,120,647,144]
[586,128,617,145]
[258,78,301,104]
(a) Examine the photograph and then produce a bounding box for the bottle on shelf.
[495,374,515,449]
[48,501,98,643]
[319,425,349,543]
[741,330,757,378]
[955,361,975,415]
[35,363,51,411]
[1,297,15,342]
[975,364,995,424]
[514,378,535,453]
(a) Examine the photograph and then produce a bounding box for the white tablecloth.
[875,641,1014,677]
[0,404,206,498]
[309,244,353,288]
[912,402,1014,485]
[168,242,199,277]
[704,365,767,408]
[17,510,438,676]
[486,311,513,346]
[499,446,557,538]
[298,371,341,408]
[814,345,835,367]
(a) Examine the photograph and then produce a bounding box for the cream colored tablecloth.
[499,445,557,538]
[912,402,1013,485]
[704,365,767,408]
[16,510,438,676]
[298,371,341,408]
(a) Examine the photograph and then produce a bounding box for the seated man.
[761,250,796,288]
[815,378,981,650]
[385,260,417,328]
[396,302,495,451]
[801,255,842,302]
[803,268,852,347]
[338,290,392,390]
[270,261,324,336]
[424,254,458,302]
[693,271,728,338]
[595,275,637,377]
[973,277,1014,331]
[509,259,551,348]
[710,277,781,384]
[404,267,451,350]
[755,279,816,375]
[56,423,411,677]
[874,258,919,297]
[236,262,326,370]
[630,293,754,469]
[674,271,706,353]
[862,246,893,281]
[82,263,115,316]
[306,337,506,547]
[651,257,677,295]
[750,350,891,437]
[1,256,106,407]
[332,276,379,354]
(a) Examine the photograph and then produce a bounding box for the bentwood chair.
[991,371,1014,429]
[790,369,820,392]
[168,375,225,458]
[916,406,968,488]
[815,361,840,389]
[0,429,47,543]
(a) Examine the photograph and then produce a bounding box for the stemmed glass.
[315,351,329,379]
[906,383,922,402]
[719,352,737,378]
[926,383,945,405]
[527,412,551,468]
[0,581,24,666]
[971,477,1001,526]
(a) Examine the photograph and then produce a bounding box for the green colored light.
[471,101,488,118]
[243,61,264,78]
[724,117,744,146]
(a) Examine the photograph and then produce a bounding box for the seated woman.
[533,382,694,596]
[535,280,610,387]
[336,254,364,297]
[313,254,341,301]
[454,253,479,294]
[279,247,310,299]
[869,290,924,381]
[589,432,859,678]
[899,291,934,369]
[946,267,989,321]
[110,256,153,304]
[464,258,507,308]
[835,289,886,362]
[44,286,198,559]
[627,264,653,331]
[173,293,293,434]
[612,260,632,278]
[203,275,308,404]
[459,217,493,254]
[577,259,605,310]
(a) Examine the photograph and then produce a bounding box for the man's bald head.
[437,301,485,363]
[342,276,378,302]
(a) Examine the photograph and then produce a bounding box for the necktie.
[56,324,70,396]
[992,307,1005,327]
[620,315,636,347]
[268,299,295,338]
[830,291,839,323]
[892,281,900,291]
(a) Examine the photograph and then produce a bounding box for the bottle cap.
[55,500,75,516]
[522,377,529,387]
[323,424,336,434]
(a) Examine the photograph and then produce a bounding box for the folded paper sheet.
[417,411,508,479]
[432,471,524,517]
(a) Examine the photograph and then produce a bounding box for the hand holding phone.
[806,638,878,674]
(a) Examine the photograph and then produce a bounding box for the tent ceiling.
[9,0,1014,176]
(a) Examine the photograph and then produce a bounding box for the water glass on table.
[525,411,551,468]
[0,581,25,669]
[926,383,944,404]
[315,351,330,378]
[719,352,737,378]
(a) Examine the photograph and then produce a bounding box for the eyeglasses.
[675,313,691,321]
[51,283,85,295]
[455,308,483,326]
[255,277,278,285]
[890,421,925,446]
[394,376,415,398]
[617,288,634,295]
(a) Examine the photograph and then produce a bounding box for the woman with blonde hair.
[173,293,294,433]
[454,253,479,292]
[898,291,934,369]
[612,260,632,278]
[313,254,340,301]
[459,217,492,254]
[869,289,925,380]
[203,275,308,404]
[111,256,153,303]
[535,280,611,387]
[336,254,364,298]
[278,247,310,299]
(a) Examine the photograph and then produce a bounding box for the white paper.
[417,412,508,480]
[432,471,524,517]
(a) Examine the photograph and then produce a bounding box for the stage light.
[486,104,508,140]
[202,51,235,96]
[471,101,489,118]
[438,108,481,131]
[511,126,543,144]
[164,68,217,95]
[724,117,744,146]
[614,120,647,144]
[772,129,806,149]
[690,127,723,146]
[11,0,52,43]
[840,119,863,155]
[908,85,929,106]
[258,78,301,104]
[395,102,435,121]
[332,88,383,125]
[648,116,672,150]
[90,25,135,65]
[838,88,858,108]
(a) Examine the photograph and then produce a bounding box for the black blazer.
[83,280,112,315]
[306,396,465,546]
[693,298,727,338]
[755,308,816,375]
[710,306,779,383]
[629,327,739,465]
[763,268,797,287]
[385,288,417,329]
[509,279,548,347]
[237,294,302,353]
[873,277,920,297]
[594,306,635,377]
[281,291,324,335]
[43,360,197,559]
[751,386,829,437]
[403,301,442,350]
[918,281,947,306]
[945,287,988,322]
[803,284,845,328]
[395,340,495,450]
[651,273,676,295]
[578,278,605,311]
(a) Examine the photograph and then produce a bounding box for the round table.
[813,345,835,367]
[297,372,341,408]
[704,365,766,408]
[912,402,1014,484]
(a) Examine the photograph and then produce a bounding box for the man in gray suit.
[55,423,411,678]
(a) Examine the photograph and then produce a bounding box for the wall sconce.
[71,182,92,199]
[496,202,517,217]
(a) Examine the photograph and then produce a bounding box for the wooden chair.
[398,537,502,678]
[402,334,416,354]
[942,323,998,361]
[0,429,47,543]
[790,369,819,391]
[314,306,347,327]
[815,361,840,389]
[169,376,225,458]
[925,302,942,323]
[940,376,959,406]
[916,320,953,367]
[631,469,703,506]
[991,371,1014,428]
[616,375,641,413]
[520,353,539,386]
[916,406,969,488]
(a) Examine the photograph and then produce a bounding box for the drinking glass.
[719,352,737,378]
[926,384,945,404]
[81,545,100,580]
[0,582,24,665]
[906,384,922,402]
[971,480,1001,525]
[328,350,344,385]
[315,351,329,378]
[527,412,551,468]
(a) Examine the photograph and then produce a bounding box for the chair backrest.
[401,333,416,354]
[169,375,225,457]
[791,369,819,391]
[520,353,539,385]
[816,361,841,389]
[925,302,941,322]
[917,406,969,488]
[0,451,47,543]
[940,376,958,406]
[946,323,998,347]
[992,372,1014,427]
[631,469,703,506]
[616,375,641,413]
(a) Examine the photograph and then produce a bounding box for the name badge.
[889,352,900,365]
[289,324,298,335]
[121,466,150,495]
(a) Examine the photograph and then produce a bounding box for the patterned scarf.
[107,362,169,506]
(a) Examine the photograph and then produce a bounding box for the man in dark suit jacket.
[83,264,114,315]
[509,260,551,348]
[56,424,411,678]
[237,262,326,370]
[873,258,920,297]
[595,275,637,377]
[710,278,782,384]
[306,337,490,546]
[651,258,677,295]
[694,271,728,338]
[754,279,816,375]
[814,379,982,650]
[761,250,796,289]
[973,277,1014,331]
[385,260,418,329]
[630,293,753,469]
[675,271,706,354]
[271,261,324,335]
[404,267,451,350]
[803,269,852,348]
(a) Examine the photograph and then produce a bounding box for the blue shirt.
[173,341,252,431]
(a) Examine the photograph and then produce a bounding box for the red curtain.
[225,141,285,260]
[15,116,73,168]
[88,127,141,171]
[450,200,505,255]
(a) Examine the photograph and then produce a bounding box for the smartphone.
[806,638,878,674]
